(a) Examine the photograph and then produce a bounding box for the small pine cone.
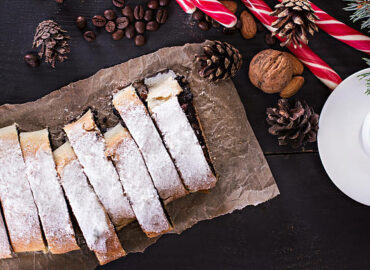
[270,0,319,48]
[195,41,243,82]
[266,99,319,148]
[33,20,70,68]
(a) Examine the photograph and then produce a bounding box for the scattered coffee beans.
[24,54,40,68]
[83,31,96,42]
[104,9,116,21]
[105,21,116,33]
[144,9,154,21]
[112,29,124,40]
[135,35,146,46]
[113,0,125,8]
[92,15,107,27]
[125,25,135,39]
[147,0,159,10]
[134,5,144,20]
[192,10,204,21]
[76,16,87,29]
[198,21,210,31]
[122,6,134,22]
[146,20,159,31]
[156,9,168,24]
[135,21,146,34]
[116,17,129,29]
[159,0,169,7]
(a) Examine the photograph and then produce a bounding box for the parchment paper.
[0,41,279,270]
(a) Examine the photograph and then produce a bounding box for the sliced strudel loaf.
[19,129,79,254]
[0,124,45,253]
[64,110,135,228]
[112,86,188,204]
[144,72,217,192]
[0,213,11,259]
[54,142,126,265]
[105,124,172,238]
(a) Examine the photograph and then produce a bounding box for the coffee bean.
[83,31,96,42]
[144,9,153,21]
[135,21,146,34]
[156,9,168,24]
[264,32,277,45]
[147,0,159,9]
[105,21,116,33]
[92,15,107,27]
[112,0,125,8]
[198,21,210,31]
[104,9,116,20]
[212,20,220,28]
[125,25,135,39]
[116,17,129,29]
[256,21,265,32]
[204,14,212,23]
[112,29,124,40]
[192,10,204,21]
[134,5,144,20]
[122,6,134,22]
[159,0,170,7]
[76,16,87,30]
[24,54,40,68]
[134,35,146,46]
[146,20,159,31]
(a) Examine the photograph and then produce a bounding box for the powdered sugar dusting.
[20,129,78,254]
[55,143,125,265]
[105,125,171,237]
[113,87,188,204]
[64,111,135,227]
[0,124,45,252]
[151,97,217,192]
[0,212,11,258]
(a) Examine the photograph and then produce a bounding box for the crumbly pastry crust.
[54,143,126,265]
[64,110,135,227]
[105,124,172,238]
[112,86,188,204]
[19,129,79,254]
[0,124,45,253]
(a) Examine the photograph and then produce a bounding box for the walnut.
[249,49,294,94]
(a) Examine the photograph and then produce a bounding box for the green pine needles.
[343,0,370,31]
[358,72,370,95]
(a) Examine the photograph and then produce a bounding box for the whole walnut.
[249,49,294,94]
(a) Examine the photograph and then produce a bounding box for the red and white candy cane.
[189,0,237,28]
[308,1,370,54]
[176,0,196,14]
[241,0,342,90]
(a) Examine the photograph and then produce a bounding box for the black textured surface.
[0,0,369,269]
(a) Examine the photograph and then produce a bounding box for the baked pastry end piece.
[0,213,12,259]
[54,142,126,265]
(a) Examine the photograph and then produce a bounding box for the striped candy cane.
[189,0,237,28]
[241,0,342,90]
[176,0,197,14]
[308,1,370,54]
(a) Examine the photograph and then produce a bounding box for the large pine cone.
[33,20,70,68]
[266,99,319,148]
[270,0,319,48]
[195,41,243,82]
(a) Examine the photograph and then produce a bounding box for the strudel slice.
[113,86,188,204]
[105,124,172,238]
[54,143,126,265]
[0,213,11,259]
[64,110,135,228]
[145,73,217,192]
[19,129,79,254]
[0,124,45,253]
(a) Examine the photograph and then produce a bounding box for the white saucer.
[318,68,370,206]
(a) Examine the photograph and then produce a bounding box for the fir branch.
[358,72,370,95]
[364,57,370,66]
[343,0,370,31]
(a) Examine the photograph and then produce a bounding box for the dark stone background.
[0,0,369,269]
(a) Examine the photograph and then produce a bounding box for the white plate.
[318,68,370,206]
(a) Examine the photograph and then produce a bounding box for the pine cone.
[266,99,319,148]
[270,0,319,48]
[33,20,70,68]
[195,41,243,82]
